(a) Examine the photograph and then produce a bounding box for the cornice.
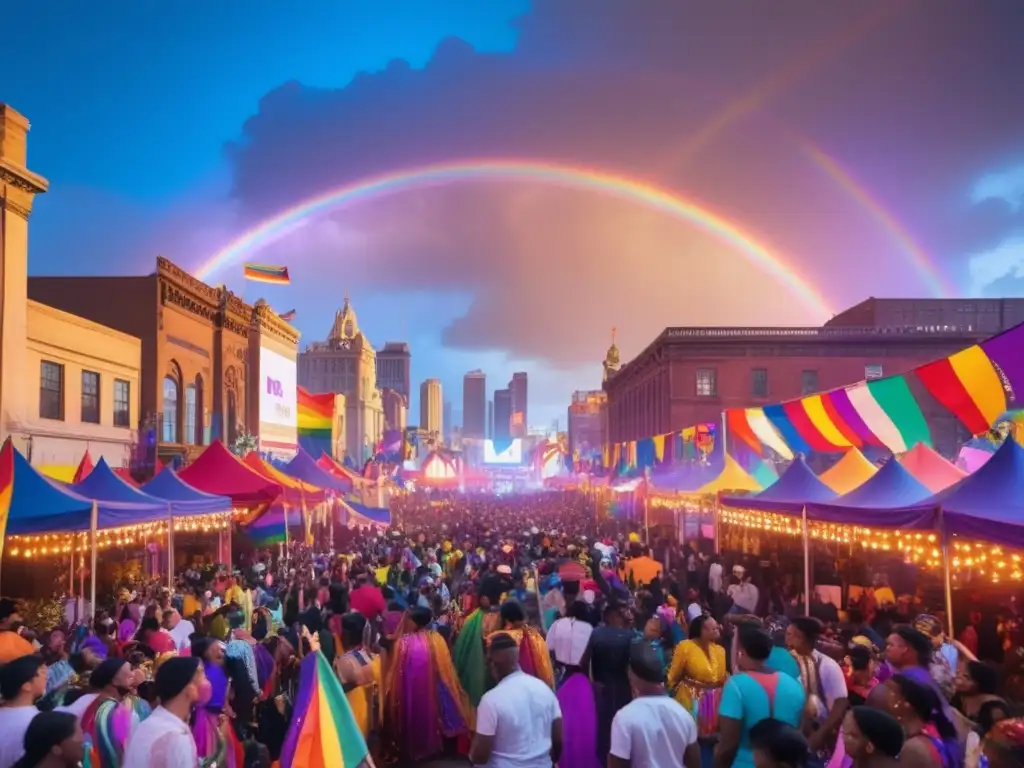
[253,302,300,347]
[157,257,220,305]
[0,160,49,195]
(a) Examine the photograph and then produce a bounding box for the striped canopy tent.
[818,448,878,494]
[898,443,966,493]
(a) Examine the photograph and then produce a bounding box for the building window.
[801,370,819,395]
[81,371,100,424]
[113,379,131,428]
[40,361,64,420]
[227,389,238,446]
[193,375,205,445]
[184,384,197,445]
[162,376,179,443]
[751,368,768,398]
[696,368,717,397]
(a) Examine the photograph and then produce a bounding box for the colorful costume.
[668,639,727,738]
[452,607,501,706]
[381,628,474,763]
[81,696,140,768]
[192,661,243,768]
[486,627,555,689]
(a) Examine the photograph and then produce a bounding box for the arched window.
[184,384,197,445]
[227,389,238,446]
[194,375,205,445]
[162,376,179,443]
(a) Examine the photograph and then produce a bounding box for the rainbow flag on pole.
[243,262,291,285]
[280,651,372,768]
[279,309,297,322]
[0,439,13,563]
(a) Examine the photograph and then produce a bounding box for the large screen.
[259,347,297,428]
[484,439,523,465]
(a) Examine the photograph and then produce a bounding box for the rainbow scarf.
[280,651,371,768]
[81,697,138,768]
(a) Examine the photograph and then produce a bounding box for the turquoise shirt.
[719,670,806,768]
[766,645,801,680]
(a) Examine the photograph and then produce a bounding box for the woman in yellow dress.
[334,611,381,752]
[485,600,554,689]
[667,614,726,767]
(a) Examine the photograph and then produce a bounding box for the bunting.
[725,321,1024,457]
[607,423,715,474]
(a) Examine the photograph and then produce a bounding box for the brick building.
[603,298,1024,457]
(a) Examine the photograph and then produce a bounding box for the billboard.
[259,346,297,429]
[484,438,523,465]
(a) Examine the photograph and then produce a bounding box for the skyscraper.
[419,378,443,436]
[508,372,528,438]
[376,342,411,401]
[463,370,487,439]
[443,400,453,442]
[493,388,512,442]
[487,399,494,439]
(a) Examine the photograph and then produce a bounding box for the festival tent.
[73,451,95,483]
[803,457,936,526]
[317,453,363,485]
[283,448,353,494]
[343,499,391,527]
[3,444,161,535]
[69,459,171,523]
[886,438,1024,547]
[178,441,282,507]
[818,448,877,494]
[141,468,233,516]
[696,456,763,494]
[898,443,966,493]
[720,455,837,514]
[243,453,326,506]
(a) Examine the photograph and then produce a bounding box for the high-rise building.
[443,400,453,442]
[296,297,385,463]
[419,378,443,436]
[376,342,411,401]
[508,372,528,438]
[381,388,407,430]
[487,400,494,439]
[463,370,487,439]
[568,390,608,469]
[493,388,512,442]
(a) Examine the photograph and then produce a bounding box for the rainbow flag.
[247,504,289,545]
[0,440,13,563]
[298,387,334,459]
[243,262,291,285]
[280,651,371,768]
[279,309,297,322]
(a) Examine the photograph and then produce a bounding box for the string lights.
[6,510,241,559]
[720,507,1024,583]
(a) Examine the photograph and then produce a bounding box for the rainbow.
[796,140,957,299]
[194,160,833,319]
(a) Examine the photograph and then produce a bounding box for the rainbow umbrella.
[280,651,372,768]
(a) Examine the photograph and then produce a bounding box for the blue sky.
[4,1,1023,428]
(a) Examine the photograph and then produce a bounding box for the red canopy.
[178,441,282,507]
[73,451,95,483]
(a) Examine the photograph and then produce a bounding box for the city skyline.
[4,2,1023,427]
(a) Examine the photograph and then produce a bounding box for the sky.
[5,0,1024,428]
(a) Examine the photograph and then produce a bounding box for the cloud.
[213,0,1024,369]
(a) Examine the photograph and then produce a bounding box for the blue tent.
[720,456,837,514]
[142,468,233,517]
[804,458,935,527]
[881,439,1024,547]
[345,500,391,526]
[283,448,352,494]
[69,458,168,524]
[6,449,157,534]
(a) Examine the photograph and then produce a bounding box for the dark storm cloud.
[224,0,1024,365]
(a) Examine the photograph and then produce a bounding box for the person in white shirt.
[469,632,563,768]
[0,654,48,768]
[708,558,724,595]
[786,616,849,762]
[609,642,700,768]
[122,656,204,768]
[163,609,195,652]
[546,600,593,671]
[728,570,760,615]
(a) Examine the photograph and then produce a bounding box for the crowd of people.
[0,490,1023,768]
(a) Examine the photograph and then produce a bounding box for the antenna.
[611,326,617,345]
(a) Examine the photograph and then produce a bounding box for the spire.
[602,325,620,381]
[327,294,360,345]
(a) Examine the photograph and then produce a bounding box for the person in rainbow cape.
[380,606,475,764]
[485,600,555,689]
[452,563,512,705]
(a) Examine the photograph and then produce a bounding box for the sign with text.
[259,346,297,429]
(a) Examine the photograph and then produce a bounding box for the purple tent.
[283,447,352,493]
[142,468,233,517]
[69,457,170,523]
[804,457,936,527]
[892,438,1024,547]
[720,456,836,514]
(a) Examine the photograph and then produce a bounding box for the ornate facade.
[297,297,385,463]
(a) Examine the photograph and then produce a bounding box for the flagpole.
[90,501,99,621]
